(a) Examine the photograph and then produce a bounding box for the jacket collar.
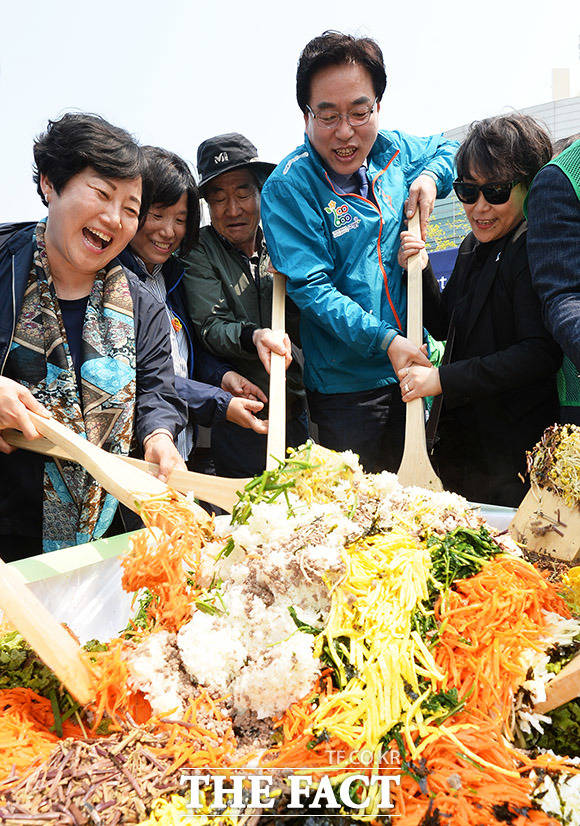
[303,130,397,182]
[1,222,36,257]
[118,246,183,293]
[209,225,265,262]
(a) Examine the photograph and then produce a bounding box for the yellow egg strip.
[312,531,445,752]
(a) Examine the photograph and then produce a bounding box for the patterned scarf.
[6,222,136,551]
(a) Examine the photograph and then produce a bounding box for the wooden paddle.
[266,270,287,471]
[534,652,580,714]
[0,415,211,708]
[0,558,94,704]
[22,412,210,523]
[397,212,443,491]
[509,484,580,562]
[4,430,248,513]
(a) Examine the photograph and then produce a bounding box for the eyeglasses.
[453,179,520,205]
[306,97,378,129]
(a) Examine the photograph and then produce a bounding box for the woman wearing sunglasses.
[398,114,561,507]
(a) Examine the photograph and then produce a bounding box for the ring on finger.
[404,383,409,393]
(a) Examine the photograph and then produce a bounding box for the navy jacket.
[119,248,233,428]
[0,223,187,540]
[527,164,580,371]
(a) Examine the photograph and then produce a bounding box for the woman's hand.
[143,432,186,483]
[404,174,438,240]
[387,335,431,375]
[0,376,50,454]
[221,370,267,403]
[253,328,292,373]
[226,397,268,434]
[398,230,429,271]
[398,365,442,401]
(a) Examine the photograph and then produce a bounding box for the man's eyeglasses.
[306,97,378,129]
[453,179,520,205]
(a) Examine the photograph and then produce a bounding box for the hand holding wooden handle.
[23,413,210,523]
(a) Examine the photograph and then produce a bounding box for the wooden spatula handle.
[535,652,580,713]
[266,271,287,471]
[397,212,443,491]
[3,430,241,513]
[405,212,424,347]
[26,412,170,512]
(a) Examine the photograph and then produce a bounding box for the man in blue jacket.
[261,32,457,471]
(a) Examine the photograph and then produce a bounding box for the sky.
[1,0,579,220]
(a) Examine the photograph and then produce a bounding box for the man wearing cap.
[183,133,307,478]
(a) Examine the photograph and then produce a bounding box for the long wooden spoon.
[0,414,212,709]
[397,212,443,491]
[534,652,580,714]
[23,412,209,523]
[266,270,287,471]
[0,557,94,704]
[4,430,248,513]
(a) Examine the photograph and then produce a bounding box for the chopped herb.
[120,588,156,639]
[83,639,109,653]
[0,631,81,732]
[231,441,351,524]
[288,606,322,636]
[411,527,502,640]
[521,697,580,758]
[215,536,235,561]
[307,728,330,749]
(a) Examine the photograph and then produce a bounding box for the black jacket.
[0,223,187,540]
[423,223,561,506]
[118,248,233,428]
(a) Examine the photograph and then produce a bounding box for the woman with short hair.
[0,113,186,559]
[119,145,269,465]
[398,114,561,506]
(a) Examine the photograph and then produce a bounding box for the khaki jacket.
[183,225,305,406]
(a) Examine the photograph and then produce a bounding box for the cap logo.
[214,152,229,164]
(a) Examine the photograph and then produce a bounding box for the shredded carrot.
[259,671,357,778]
[0,688,85,786]
[385,556,572,822]
[260,556,575,822]
[434,556,569,727]
[153,689,237,770]
[86,638,152,731]
[392,714,562,825]
[121,499,212,633]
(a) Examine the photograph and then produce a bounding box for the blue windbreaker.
[261,130,457,393]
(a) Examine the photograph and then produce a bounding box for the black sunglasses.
[453,179,520,205]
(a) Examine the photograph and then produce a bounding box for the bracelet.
[143,428,174,449]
